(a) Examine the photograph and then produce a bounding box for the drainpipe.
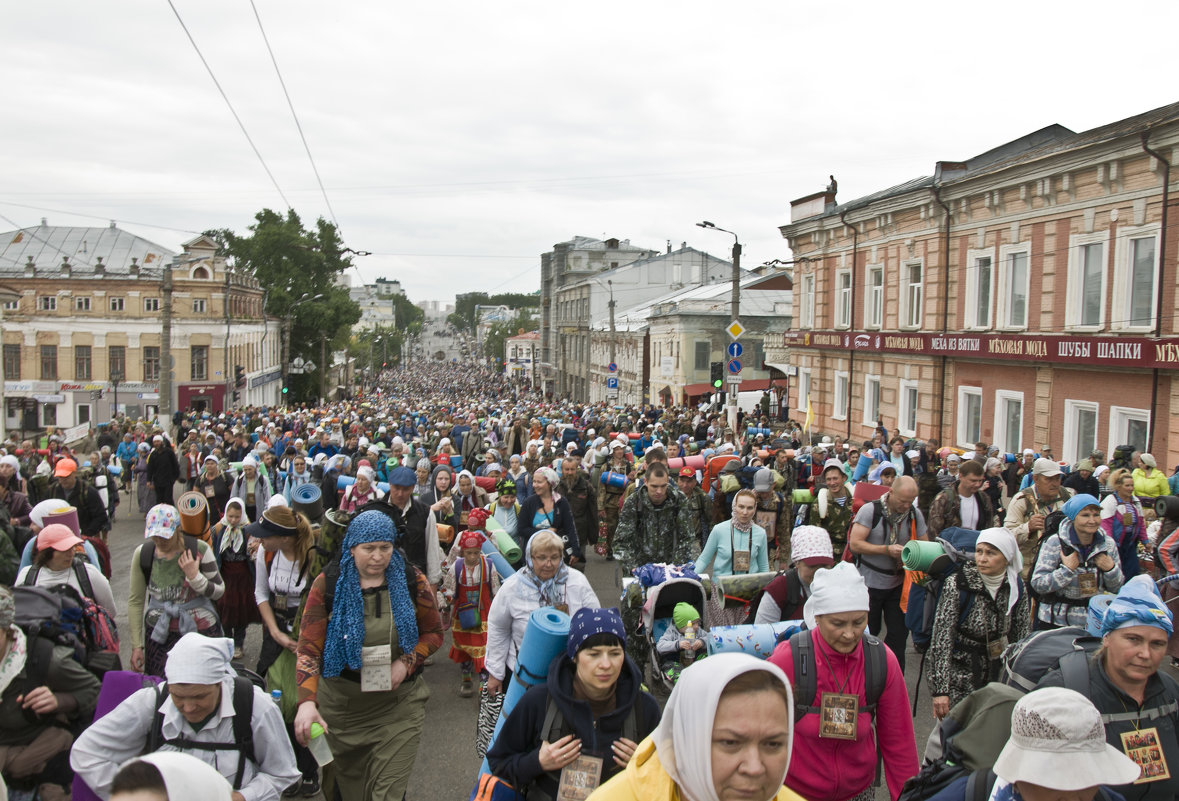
[840,210,860,442]
[1140,130,1170,452]
[932,186,953,443]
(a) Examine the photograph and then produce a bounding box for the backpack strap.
[789,629,818,715]
[542,696,563,743]
[72,559,95,601]
[1058,649,1091,696]
[22,565,39,586]
[966,770,997,801]
[147,676,256,790]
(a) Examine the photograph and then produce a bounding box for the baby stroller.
[641,577,713,694]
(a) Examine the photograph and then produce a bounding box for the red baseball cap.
[678,467,696,479]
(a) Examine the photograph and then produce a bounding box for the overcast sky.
[3,2,1175,305]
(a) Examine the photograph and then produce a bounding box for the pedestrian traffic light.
[281,386,288,394]
[710,361,723,389]
[234,365,246,389]
[232,390,240,403]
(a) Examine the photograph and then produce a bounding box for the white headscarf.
[164,633,236,685]
[653,653,794,801]
[129,752,232,801]
[976,527,1023,614]
[802,561,870,629]
[218,498,250,555]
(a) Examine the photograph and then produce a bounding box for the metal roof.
[0,223,176,278]
[601,273,791,332]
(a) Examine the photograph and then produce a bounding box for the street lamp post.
[111,370,123,419]
[282,292,323,395]
[696,221,742,435]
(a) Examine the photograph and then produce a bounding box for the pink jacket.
[768,628,918,801]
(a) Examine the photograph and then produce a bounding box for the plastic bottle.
[270,689,282,706]
[308,722,333,766]
[681,625,697,666]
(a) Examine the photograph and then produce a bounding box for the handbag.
[476,683,504,758]
[469,773,525,801]
[457,601,481,631]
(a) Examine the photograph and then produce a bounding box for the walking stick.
[912,651,925,717]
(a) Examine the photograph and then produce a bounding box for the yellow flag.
[804,399,814,433]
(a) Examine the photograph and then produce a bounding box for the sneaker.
[301,775,320,797]
[423,655,434,667]
[233,646,244,660]
[283,781,302,798]
[459,677,474,698]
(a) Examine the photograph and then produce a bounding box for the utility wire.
[248,0,340,235]
[166,0,292,210]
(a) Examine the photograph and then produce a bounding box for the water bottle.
[308,722,333,766]
[270,689,282,706]
[681,625,697,666]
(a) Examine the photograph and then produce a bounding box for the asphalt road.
[104,490,936,800]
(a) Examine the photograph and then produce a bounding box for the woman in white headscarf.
[927,528,1032,719]
[588,652,803,801]
[229,456,272,523]
[110,752,232,801]
[767,561,917,801]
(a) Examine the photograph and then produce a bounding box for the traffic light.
[281,386,289,395]
[234,365,246,389]
[710,361,723,389]
[232,390,240,403]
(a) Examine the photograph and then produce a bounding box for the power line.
[0,201,203,236]
[248,0,340,235]
[165,0,292,210]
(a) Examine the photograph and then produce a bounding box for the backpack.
[904,527,994,654]
[1026,511,1067,600]
[469,774,526,801]
[22,560,120,673]
[789,628,888,782]
[741,570,804,625]
[146,673,260,790]
[139,535,203,584]
[12,584,88,666]
[999,626,1101,692]
[82,535,113,579]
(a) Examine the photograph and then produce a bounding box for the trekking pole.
[911,652,925,717]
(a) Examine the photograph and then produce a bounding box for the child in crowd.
[209,498,259,660]
[656,601,707,681]
[443,525,501,697]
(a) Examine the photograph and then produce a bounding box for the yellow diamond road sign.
[726,320,745,339]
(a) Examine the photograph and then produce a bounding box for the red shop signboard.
[782,330,1179,370]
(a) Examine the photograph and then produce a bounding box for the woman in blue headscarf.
[1030,494,1124,630]
[293,510,443,800]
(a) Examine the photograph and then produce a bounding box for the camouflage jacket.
[614,485,696,573]
[812,486,855,552]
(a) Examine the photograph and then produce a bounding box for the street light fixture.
[283,292,324,394]
[696,221,743,435]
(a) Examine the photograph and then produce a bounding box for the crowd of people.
[0,358,1176,801]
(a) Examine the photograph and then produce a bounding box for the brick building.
[780,101,1179,466]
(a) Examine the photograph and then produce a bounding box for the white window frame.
[992,389,1024,455]
[796,368,811,414]
[901,261,923,330]
[996,242,1031,331]
[862,374,881,427]
[74,297,91,312]
[834,269,852,329]
[799,273,815,329]
[1063,399,1101,465]
[1,300,16,311]
[1111,225,1160,332]
[37,296,56,311]
[957,386,983,450]
[144,298,160,312]
[833,371,849,421]
[1065,231,1109,331]
[192,298,207,314]
[110,297,124,312]
[1108,405,1150,457]
[964,248,995,330]
[864,265,884,329]
[898,379,918,437]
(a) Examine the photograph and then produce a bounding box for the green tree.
[206,208,361,402]
[483,308,538,363]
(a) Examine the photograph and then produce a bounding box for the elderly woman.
[1038,576,1178,801]
[1031,494,1124,630]
[589,653,804,801]
[927,528,1032,718]
[1100,468,1148,578]
[192,455,231,526]
[0,453,27,496]
[982,457,1005,512]
[230,456,272,524]
[518,467,582,566]
[485,531,600,699]
[488,607,660,798]
[696,488,770,578]
[768,561,918,801]
[452,470,490,529]
[17,523,118,618]
[412,458,432,500]
[293,510,443,800]
[72,632,298,801]
[135,442,156,514]
[128,505,225,677]
[0,585,101,801]
[339,466,384,514]
[1133,453,1170,500]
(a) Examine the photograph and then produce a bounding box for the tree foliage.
[205,208,361,400]
[449,291,540,333]
[482,308,538,363]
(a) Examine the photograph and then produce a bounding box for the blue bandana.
[566,607,626,660]
[322,510,419,678]
[1102,574,1173,636]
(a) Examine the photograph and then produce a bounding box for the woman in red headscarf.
[443,509,502,697]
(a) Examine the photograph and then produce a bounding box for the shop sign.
[784,330,1179,370]
[59,382,107,392]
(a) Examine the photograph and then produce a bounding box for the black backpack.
[139,535,202,584]
[146,672,262,790]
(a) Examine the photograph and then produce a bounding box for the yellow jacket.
[588,735,807,801]
[1133,467,1170,498]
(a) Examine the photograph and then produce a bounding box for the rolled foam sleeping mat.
[450,455,463,469]
[176,492,209,537]
[475,475,497,493]
[1087,594,1117,637]
[42,507,80,536]
[481,539,516,581]
[627,432,641,440]
[484,516,522,563]
[902,539,947,572]
[336,475,391,493]
[600,471,628,488]
[479,607,570,776]
[714,571,777,603]
[666,455,706,471]
[792,489,815,504]
[707,621,805,658]
[290,483,323,521]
